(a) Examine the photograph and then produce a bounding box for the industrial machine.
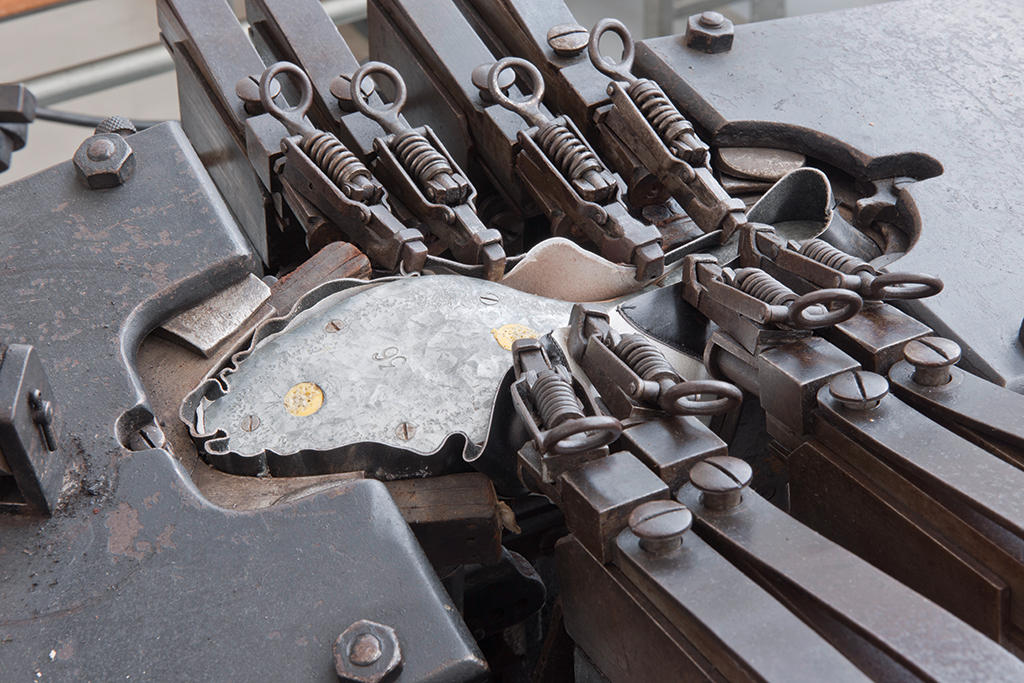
[1,0,1022,680]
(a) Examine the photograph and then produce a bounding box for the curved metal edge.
[178,275,516,480]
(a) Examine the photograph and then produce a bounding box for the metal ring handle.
[661,380,742,416]
[350,61,407,132]
[587,18,635,81]
[259,61,314,136]
[865,271,943,300]
[542,415,621,455]
[487,57,545,122]
[789,288,863,329]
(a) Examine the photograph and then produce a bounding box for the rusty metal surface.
[679,479,1024,680]
[0,123,486,680]
[637,0,1024,391]
[0,452,487,681]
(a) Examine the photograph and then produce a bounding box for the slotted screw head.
[828,370,889,410]
[235,74,280,112]
[689,455,752,510]
[547,23,589,57]
[471,63,516,100]
[903,336,961,386]
[628,499,692,554]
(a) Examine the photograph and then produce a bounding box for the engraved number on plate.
[373,346,408,368]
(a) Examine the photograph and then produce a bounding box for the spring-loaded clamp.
[739,224,944,301]
[588,19,708,166]
[260,62,379,202]
[683,254,863,355]
[510,337,621,456]
[257,61,428,274]
[486,57,617,203]
[350,62,469,205]
[567,304,742,420]
[348,61,507,280]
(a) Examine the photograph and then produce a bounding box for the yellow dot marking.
[284,382,324,417]
[491,324,539,351]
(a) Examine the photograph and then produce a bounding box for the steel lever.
[349,62,507,280]
[567,304,740,419]
[483,57,665,280]
[259,61,427,273]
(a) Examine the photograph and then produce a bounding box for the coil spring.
[628,80,696,150]
[301,130,373,189]
[393,130,453,182]
[735,269,797,305]
[614,334,676,381]
[799,239,866,273]
[535,121,604,183]
[533,369,585,428]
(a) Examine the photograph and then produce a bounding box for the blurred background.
[0,0,892,184]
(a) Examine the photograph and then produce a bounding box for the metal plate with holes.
[186,275,572,476]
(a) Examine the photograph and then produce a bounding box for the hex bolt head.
[684,12,734,54]
[73,133,135,189]
[334,620,402,683]
[903,336,961,386]
[828,370,889,410]
[628,499,693,554]
[547,23,589,57]
[689,455,752,511]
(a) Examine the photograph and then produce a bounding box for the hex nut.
[73,133,135,189]
[684,12,734,54]
[333,620,402,683]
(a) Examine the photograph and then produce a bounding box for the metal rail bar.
[22,0,366,105]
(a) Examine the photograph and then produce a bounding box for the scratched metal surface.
[0,123,485,680]
[196,275,572,461]
[637,0,1024,391]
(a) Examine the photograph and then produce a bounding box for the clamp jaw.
[510,337,622,483]
[567,304,741,421]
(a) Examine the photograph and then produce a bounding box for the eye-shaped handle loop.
[350,61,407,135]
[259,61,314,137]
[660,380,742,416]
[542,415,622,455]
[789,288,863,329]
[864,272,944,300]
[588,18,636,83]
[486,57,547,127]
